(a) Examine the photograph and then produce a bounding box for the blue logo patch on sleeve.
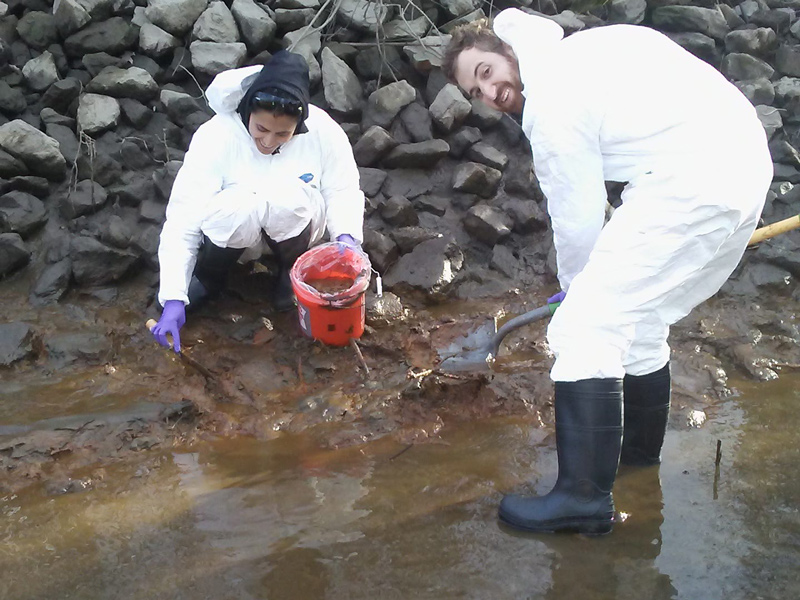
[299,173,314,183]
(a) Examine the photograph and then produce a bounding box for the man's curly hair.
[441,18,508,84]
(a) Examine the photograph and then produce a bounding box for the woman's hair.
[442,18,506,83]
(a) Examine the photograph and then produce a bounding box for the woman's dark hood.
[237,50,311,134]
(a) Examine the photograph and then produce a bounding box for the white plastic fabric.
[158,65,365,306]
[494,9,772,380]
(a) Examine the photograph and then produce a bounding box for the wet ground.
[1,373,798,600]
[1,270,799,599]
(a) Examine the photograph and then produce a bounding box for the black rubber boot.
[267,222,312,312]
[187,235,245,309]
[621,362,670,466]
[498,378,623,535]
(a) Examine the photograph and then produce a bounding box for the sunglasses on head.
[252,92,303,116]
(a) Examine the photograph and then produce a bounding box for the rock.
[45,332,111,365]
[391,226,440,254]
[16,11,58,50]
[354,44,405,81]
[748,9,792,34]
[139,23,182,59]
[70,235,139,285]
[30,259,72,305]
[382,169,432,199]
[776,45,800,78]
[363,229,398,272]
[0,321,35,366]
[160,89,205,127]
[384,235,464,301]
[398,103,433,143]
[100,214,133,249]
[353,126,397,167]
[41,108,75,128]
[0,149,28,178]
[145,0,209,37]
[466,99,503,129]
[0,81,27,115]
[725,28,778,57]
[502,196,548,232]
[152,161,182,201]
[54,0,92,38]
[193,1,239,43]
[490,244,522,278]
[447,126,481,158]
[321,47,362,116]
[0,190,47,236]
[231,0,277,54]
[77,93,120,136]
[452,161,502,198]
[86,66,158,101]
[337,0,390,33]
[383,15,430,41]
[63,17,138,57]
[466,142,508,171]
[139,198,166,223]
[665,32,719,65]
[274,8,316,32]
[358,167,387,197]
[379,195,418,226]
[404,34,451,73]
[21,51,59,92]
[756,105,783,139]
[382,139,450,169]
[464,204,512,245]
[607,0,646,24]
[440,0,480,19]
[651,5,729,41]
[190,41,248,77]
[119,98,153,129]
[721,53,775,81]
[60,179,108,219]
[363,80,417,129]
[3,176,49,199]
[0,120,66,181]
[366,291,404,326]
[41,77,82,113]
[429,84,471,133]
[414,194,449,217]
[734,78,776,106]
[769,138,800,167]
[82,52,120,78]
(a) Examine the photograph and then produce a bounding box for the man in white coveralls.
[443,9,772,534]
[151,51,364,353]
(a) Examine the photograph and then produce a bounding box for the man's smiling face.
[454,45,525,115]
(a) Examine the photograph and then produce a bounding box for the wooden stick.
[145,319,217,381]
[350,338,370,377]
[749,214,800,245]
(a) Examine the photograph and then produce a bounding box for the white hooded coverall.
[157,66,365,306]
[494,9,772,381]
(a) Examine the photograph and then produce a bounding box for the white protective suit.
[158,66,365,306]
[494,9,772,381]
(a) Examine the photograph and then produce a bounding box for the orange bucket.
[290,242,371,346]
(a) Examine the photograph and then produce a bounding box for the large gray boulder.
[193,1,240,43]
[353,126,398,167]
[337,0,391,33]
[452,162,502,198]
[21,51,60,92]
[321,47,362,116]
[0,149,28,178]
[607,0,646,24]
[384,235,464,301]
[725,28,778,57]
[232,0,277,54]
[70,235,139,285]
[60,180,109,219]
[651,5,729,41]
[190,41,248,77]
[86,66,159,102]
[16,11,58,50]
[0,191,47,237]
[364,80,416,129]
[382,140,450,169]
[77,94,120,136]
[0,81,27,115]
[63,17,138,57]
[145,0,209,37]
[721,53,775,81]
[139,23,182,59]
[54,0,92,38]
[0,321,36,367]
[0,120,66,181]
[464,204,512,246]
[429,84,472,133]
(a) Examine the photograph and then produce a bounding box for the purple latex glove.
[548,290,566,304]
[152,300,186,353]
[336,233,359,248]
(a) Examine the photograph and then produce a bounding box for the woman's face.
[248,110,298,155]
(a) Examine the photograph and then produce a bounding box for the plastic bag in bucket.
[290,242,372,346]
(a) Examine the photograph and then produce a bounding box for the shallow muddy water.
[1,373,798,600]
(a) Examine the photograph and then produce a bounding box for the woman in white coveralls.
[151,51,365,353]
[443,9,772,534]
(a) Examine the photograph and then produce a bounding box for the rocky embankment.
[1,0,799,491]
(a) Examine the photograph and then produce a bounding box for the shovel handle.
[749,214,800,245]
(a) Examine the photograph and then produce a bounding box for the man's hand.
[151,300,186,353]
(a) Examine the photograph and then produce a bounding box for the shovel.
[438,301,561,373]
[438,214,800,374]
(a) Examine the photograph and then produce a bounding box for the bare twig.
[350,338,370,377]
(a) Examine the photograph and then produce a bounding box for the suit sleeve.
[318,119,365,243]
[531,114,607,292]
[157,122,227,305]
